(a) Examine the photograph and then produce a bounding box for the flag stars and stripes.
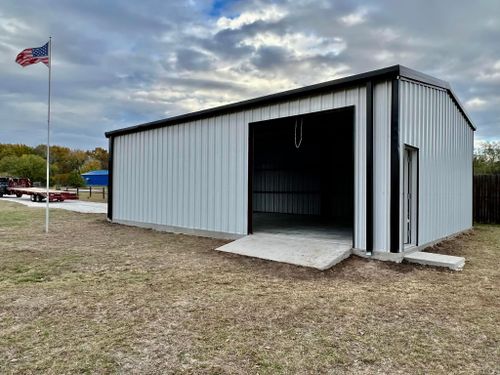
[15,42,50,67]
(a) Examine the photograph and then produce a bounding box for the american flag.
[16,42,49,67]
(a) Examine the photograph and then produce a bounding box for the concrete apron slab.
[216,233,352,270]
[404,251,465,271]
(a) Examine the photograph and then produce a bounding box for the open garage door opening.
[248,107,355,245]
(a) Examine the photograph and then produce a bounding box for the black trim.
[366,81,374,254]
[247,123,254,234]
[390,78,400,253]
[413,146,420,246]
[107,136,114,221]
[399,66,450,91]
[105,65,474,139]
[350,107,356,248]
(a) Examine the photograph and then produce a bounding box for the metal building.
[81,169,108,186]
[105,65,475,257]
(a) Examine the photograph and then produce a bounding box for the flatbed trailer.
[8,187,78,202]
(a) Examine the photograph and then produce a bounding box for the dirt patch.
[0,201,499,374]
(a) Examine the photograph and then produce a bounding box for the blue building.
[81,169,108,186]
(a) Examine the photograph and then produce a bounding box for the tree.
[0,154,50,183]
[0,155,19,175]
[70,150,88,171]
[67,171,85,187]
[0,143,109,184]
[80,159,102,173]
[16,154,51,183]
[88,147,109,170]
[474,142,500,175]
[0,144,35,160]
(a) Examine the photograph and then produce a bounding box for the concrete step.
[404,251,465,271]
[216,233,352,270]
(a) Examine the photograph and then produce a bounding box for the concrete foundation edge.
[112,219,243,240]
[110,219,471,270]
[320,249,352,270]
[353,227,472,264]
[403,253,465,271]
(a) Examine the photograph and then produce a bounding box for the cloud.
[241,32,346,59]
[477,60,500,83]
[465,97,488,111]
[215,4,287,30]
[340,7,369,26]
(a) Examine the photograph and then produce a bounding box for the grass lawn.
[0,201,498,374]
[76,193,107,203]
[71,187,107,203]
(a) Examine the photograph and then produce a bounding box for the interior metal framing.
[247,107,355,245]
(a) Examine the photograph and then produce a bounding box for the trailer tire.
[31,194,36,202]
[16,193,22,197]
[0,192,3,198]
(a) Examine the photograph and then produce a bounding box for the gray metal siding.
[373,81,392,251]
[112,82,394,249]
[400,79,473,247]
[253,169,322,215]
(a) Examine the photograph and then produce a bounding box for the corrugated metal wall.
[112,82,393,249]
[253,168,322,215]
[399,79,473,247]
[251,118,324,215]
[373,82,392,251]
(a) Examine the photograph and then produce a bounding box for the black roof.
[105,64,475,138]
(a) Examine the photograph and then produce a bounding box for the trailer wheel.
[31,194,37,202]
[16,193,22,198]
[0,192,3,198]
[37,195,44,202]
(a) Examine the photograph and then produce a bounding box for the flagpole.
[45,36,51,233]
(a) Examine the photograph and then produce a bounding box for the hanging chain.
[294,118,303,149]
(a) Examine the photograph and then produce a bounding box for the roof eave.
[105,65,401,138]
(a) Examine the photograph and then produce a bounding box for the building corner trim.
[390,78,400,252]
[247,123,254,234]
[107,136,114,221]
[366,81,374,254]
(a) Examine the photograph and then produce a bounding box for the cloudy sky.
[1,0,499,150]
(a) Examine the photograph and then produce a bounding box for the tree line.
[0,143,109,187]
[474,141,500,175]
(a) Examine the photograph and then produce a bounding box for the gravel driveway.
[1,195,107,214]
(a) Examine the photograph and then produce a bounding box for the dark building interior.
[250,107,354,237]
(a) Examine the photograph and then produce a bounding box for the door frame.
[403,144,419,247]
[247,106,355,243]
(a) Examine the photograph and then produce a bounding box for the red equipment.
[0,176,78,202]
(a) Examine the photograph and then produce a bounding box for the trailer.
[0,176,78,202]
[9,187,78,202]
